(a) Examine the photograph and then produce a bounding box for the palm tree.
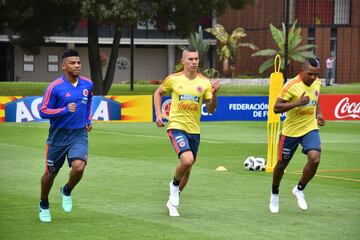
[175,27,210,73]
[187,27,210,63]
[206,24,257,76]
[252,20,316,74]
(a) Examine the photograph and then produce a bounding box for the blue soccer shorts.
[278,129,321,162]
[167,129,200,160]
[45,142,88,174]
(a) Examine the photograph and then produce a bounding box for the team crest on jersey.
[82,89,89,104]
[314,90,319,97]
[197,86,203,93]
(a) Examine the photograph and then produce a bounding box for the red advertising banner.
[319,95,360,120]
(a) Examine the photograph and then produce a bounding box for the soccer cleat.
[169,181,180,207]
[166,200,180,217]
[60,186,73,213]
[269,193,279,213]
[39,207,51,222]
[292,186,308,210]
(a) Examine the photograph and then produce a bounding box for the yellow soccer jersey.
[279,75,321,137]
[161,72,212,134]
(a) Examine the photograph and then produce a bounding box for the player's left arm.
[205,79,220,114]
[86,87,93,132]
[316,99,326,126]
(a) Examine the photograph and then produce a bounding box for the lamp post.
[283,0,290,83]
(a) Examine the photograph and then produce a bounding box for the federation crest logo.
[197,86,203,93]
[161,99,172,119]
[83,89,89,97]
[314,90,319,97]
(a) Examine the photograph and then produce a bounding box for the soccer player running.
[154,47,220,217]
[269,58,326,213]
[38,49,93,222]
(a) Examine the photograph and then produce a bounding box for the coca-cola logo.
[334,97,360,119]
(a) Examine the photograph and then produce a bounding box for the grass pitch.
[0,121,359,240]
[1,82,360,96]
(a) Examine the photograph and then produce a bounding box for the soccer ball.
[254,157,266,171]
[244,156,256,170]
[244,156,266,171]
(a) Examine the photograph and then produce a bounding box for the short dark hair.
[307,57,320,68]
[62,49,79,59]
[185,46,197,52]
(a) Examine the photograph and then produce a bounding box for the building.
[0,18,215,83]
[0,0,359,84]
[218,0,360,83]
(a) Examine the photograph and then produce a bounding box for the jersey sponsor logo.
[298,99,317,107]
[282,148,291,160]
[294,109,314,116]
[178,102,198,111]
[81,97,88,104]
[334,97,360,119]
[175,136,186,148]
[47,159,56,172]
[179,94,200,102]
[47,159,54,167]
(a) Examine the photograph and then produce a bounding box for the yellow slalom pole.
[265,55,283,172]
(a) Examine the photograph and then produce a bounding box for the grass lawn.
[0,81,359,96]
[0,121,359,240]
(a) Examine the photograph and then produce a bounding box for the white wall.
[14,45,168,83]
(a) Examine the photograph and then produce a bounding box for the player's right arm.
[154,85,165,127]
[274,92,310,114]
[39,86,75,119]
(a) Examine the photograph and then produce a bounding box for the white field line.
[93,130,225,144]
[2,124,360,144]
[287,171,360,182]
[92,130,360,144]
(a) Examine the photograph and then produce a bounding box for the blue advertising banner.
[5,96,46,122]
[3,96,121,122]
[91,97,121,121]
[2,95,286,122]
[155,96,285,121]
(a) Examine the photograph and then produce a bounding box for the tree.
[187,27,210,63]
[1,0,255,94]
[80,0,162,95]
[251,20,317,74]
[0,0,81,55]
[87,0,255,93]
[1,0,160,94]
[206,24,258,77]
[153,0,255,36]
[176,26,210,72]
